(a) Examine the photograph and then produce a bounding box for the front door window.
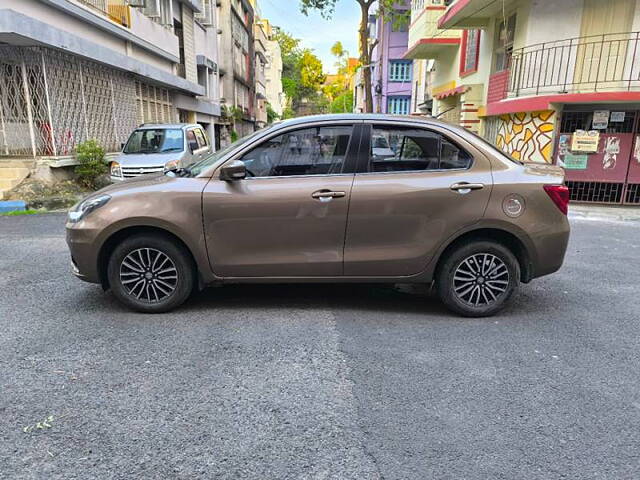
[238,125,354,177]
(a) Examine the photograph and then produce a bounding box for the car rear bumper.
[530,218,571,280]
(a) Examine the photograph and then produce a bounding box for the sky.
[257,0,360,74]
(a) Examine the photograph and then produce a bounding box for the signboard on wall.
[592,110,610,130]
[563,153,589,170]
[610,111,626,123]
[571,130,600,153]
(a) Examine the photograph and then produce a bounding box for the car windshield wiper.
[160,147,183,153]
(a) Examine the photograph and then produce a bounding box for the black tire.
[107,234,195,313]
[436,240,520,317]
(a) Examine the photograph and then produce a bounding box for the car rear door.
[202,121,362,277]
[343,122,493,277]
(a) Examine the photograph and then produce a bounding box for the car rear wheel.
[436,241,520,317]
[107,234,195,313]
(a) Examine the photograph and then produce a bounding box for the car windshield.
[188,128,267,177]
[124,129,184,154]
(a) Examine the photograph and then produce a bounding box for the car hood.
[100,172,173,195]
[115,152,180,167]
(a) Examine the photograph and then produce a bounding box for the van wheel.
[107,234,195,313]
[436,241,520,317]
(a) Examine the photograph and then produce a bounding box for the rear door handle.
[450,182,485,194]
[311,189,346,201]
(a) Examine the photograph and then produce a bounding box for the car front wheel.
[107,234,195,313]
[436,241,520,317]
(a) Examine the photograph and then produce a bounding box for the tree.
[299,0,408,113]
[330,91,354,114]
[273,29,327,116]
[300,50,325,89]
[266,103,279,124]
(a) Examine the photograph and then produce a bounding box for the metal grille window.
[388,96,411,115]
[0,46,175,157]
[566,181,624,203]
[560,110,636,134]
[484,117,500,145]
[232,15,250,52]
[626,184,640,204]
[494,14,516,72]
[135,82,175,124]
[78,0,130,27]
[389,61,412,82]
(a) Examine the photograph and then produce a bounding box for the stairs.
[0,161,32,200]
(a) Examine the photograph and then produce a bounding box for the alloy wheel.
[119,248,178,303]
[452,253,510,307]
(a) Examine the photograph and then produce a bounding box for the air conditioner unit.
[195,0,214,26]
[142,0,161,18]
[127,0,146,7]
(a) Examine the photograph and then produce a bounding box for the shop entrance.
[555,107,640,204]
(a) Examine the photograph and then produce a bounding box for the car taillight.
[543,185,570,215]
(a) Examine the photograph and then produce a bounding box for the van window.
[124,129,184,154]
[186,130,199,152]
[194,129,208,149]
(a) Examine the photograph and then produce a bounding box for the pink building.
[371,1,413,115]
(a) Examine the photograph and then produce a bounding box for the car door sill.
[218,274,430,284]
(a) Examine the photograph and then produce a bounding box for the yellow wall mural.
[495,110,556,163]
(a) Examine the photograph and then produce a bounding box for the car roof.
[271,113,442,128]
[136,123,200,130]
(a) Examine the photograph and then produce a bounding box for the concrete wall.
[129,6,180,58]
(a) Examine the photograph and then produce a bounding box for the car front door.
[202,122,360,278]
[344,122,493,277]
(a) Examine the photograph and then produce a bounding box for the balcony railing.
[507,31,640,98]
[76,0,130,27]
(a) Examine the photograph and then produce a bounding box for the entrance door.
[556,109,638,204]
[344,123,493,277]
[202,123,359,277]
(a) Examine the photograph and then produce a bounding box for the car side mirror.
[120,142,125,150]
[220,160,246,181]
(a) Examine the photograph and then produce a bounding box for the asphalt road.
[1,212,639,479]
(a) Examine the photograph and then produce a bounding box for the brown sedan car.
[66,114,570,317]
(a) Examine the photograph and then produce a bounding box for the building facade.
[0,0,221,185]
[406,0,640,205]
[371,1,413,114]
[261,21,285,118]
[217,0,256,138]
[253,19,269,128]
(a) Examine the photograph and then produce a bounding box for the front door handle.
[450,182,485,194]
[311,189,346,201]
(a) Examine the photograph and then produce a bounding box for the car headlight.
[110,161,122,177]
[164,159,180,172]
[68,194,111,223]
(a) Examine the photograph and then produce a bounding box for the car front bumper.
[66,222,102,284]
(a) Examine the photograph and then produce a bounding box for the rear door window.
[365,126,473,173]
